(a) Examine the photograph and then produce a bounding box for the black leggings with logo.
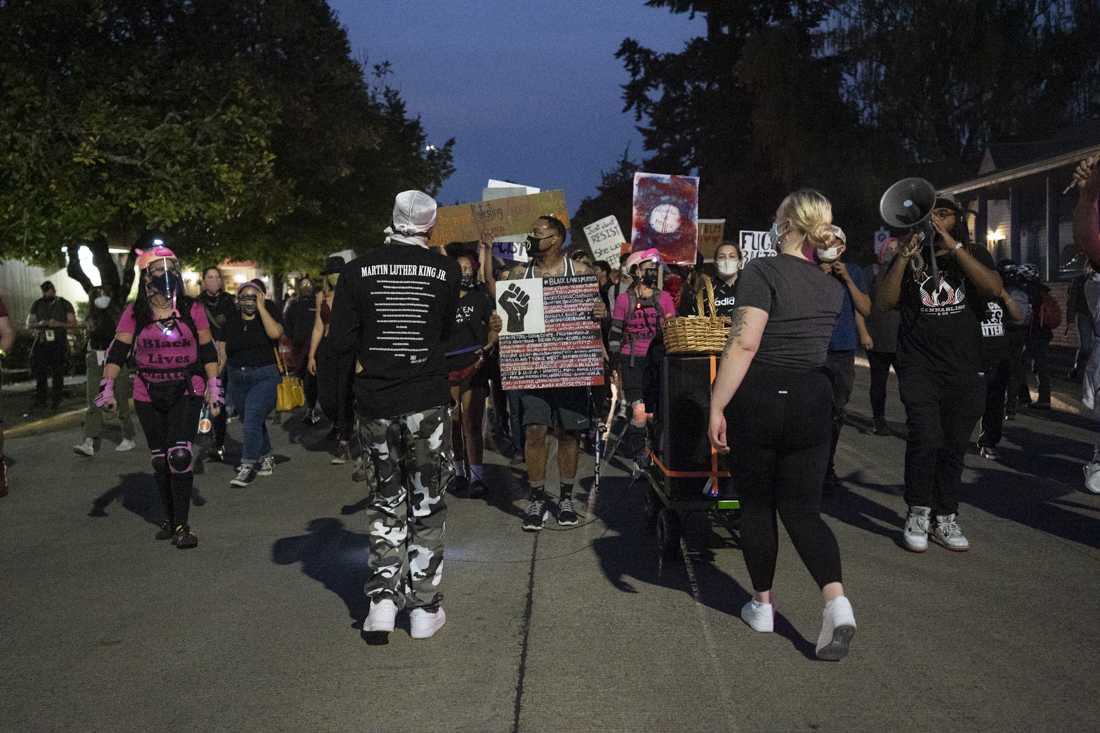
[726,363,843,592]
[135,396,202,528]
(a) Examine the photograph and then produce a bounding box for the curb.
[853,355,1090,417]
[5,408,87,439]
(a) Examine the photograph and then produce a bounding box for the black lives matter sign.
[499,275,605,391]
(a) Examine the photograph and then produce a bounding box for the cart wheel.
[655,508,682,562]
[642,486,660,532]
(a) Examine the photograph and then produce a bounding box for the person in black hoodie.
[329,190,460,640]
[197,267,235,462]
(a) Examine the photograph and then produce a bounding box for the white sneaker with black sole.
[230,465,257,488]
[931,513,970,551]
[73,438,95,457]
[522,498,549,532]
[816,596,856,661]
[257,455,275,476]
[409,607,446,639]
[902,505,932,552]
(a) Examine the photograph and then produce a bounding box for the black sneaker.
[230,465,257,488]
[522,498,548,532]
[154,520,175,540]
[451,475,469,496]
[304,409,322,426]
[467,479,488,498]
[557,497,579,526]
[172,525,198,549]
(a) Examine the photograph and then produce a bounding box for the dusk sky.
[328,1,704,213]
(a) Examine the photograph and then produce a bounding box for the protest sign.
[583,215,625,269]
[495,278,545,336]
[631,172,699,265]
[432,190,569,246]
[697,219,726,260]
[498,275,604,390]
[492,235,529,263]
[739,230,776,262]
[487,179,540,196]
[482,186,528,201]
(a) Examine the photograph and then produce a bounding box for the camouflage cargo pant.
[360,405,454,610]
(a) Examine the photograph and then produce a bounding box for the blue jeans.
[228,364,280,465]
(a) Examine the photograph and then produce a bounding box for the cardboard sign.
[739,230,776,262]
[583,215,625,269]
[432,190,569,246]
[495,277,545,336]
[487,179,540,196]
[697,219,726,260]
[630,172,699,265]
[498,275,604,391]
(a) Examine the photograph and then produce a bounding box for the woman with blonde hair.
[708,189,856,661]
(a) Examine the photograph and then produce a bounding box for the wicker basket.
[662,276,731,354]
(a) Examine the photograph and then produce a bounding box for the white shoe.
[903,506,931,552]
[73,438,95,457]
[115,438,136,452]
[931,513,970,551]
[409,607,446,639]
[816,596,856,661]
[740,599,774,633]
[1084,462,1100,494]
[363,598,398,633]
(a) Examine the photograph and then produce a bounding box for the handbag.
[273,348,306,412]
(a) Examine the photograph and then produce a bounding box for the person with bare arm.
[1071,156,1100,493]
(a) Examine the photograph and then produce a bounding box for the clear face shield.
[145,257,182,303]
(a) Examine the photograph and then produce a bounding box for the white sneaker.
[816,596,856,661]
[73,438,95,457]
[931,513,970,551]
[903,506,932,552]
[740,599,774,633]
[363,598,398,633]
[115,438,136,452]
[257,455,275,476]
[409,607,446,639]
[1084,462,1100,494]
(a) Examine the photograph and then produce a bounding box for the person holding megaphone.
[874,188,1002,553]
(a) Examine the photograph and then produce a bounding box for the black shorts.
[520,388,589,433]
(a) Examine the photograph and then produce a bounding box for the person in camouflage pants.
[361,405,454,612]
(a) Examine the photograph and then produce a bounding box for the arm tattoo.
[723,308,748,356]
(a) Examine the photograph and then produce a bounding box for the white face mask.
[716,259,740,277]
[819,246,842,263]
[94,296,111,309]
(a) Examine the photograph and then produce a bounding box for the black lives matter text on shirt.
[446,289,493,370]
[896,246,996,374]
[499,275,605,391]
[734,254,845,370]
[331,245,461,419]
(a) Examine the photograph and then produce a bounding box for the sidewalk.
[1,374,88,437]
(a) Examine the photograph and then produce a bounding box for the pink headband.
[136,246,177,270]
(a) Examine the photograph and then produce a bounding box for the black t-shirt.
[678,276,739,318]
[223,305,282,368]
[30,297,74,350]
[329,242,461,419]
[735,254,844,370]
[199,291,236,342]
[896,246,996,374]
[284,295,317,349]
[446,289,493,370]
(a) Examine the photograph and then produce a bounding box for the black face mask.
[641,270,658,287]
[526,235,554,257]
[238,296,258,315]
[460,274,477,291]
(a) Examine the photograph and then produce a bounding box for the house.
[941,119,1100,350]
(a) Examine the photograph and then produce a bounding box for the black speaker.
[660,354,715,472]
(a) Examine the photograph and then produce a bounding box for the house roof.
[943,119,1100,196]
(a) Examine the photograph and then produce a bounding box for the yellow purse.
[273,348,305,412]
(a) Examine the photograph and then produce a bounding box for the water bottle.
[198,404,212,435]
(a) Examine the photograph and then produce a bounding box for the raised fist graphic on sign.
[499,283,531,333]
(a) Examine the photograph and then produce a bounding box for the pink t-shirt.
[612,290,676,357]
[116,302,210,402]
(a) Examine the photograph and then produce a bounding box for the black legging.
[727,363,842,592]
[135,396,203,528]
[867,350,897,420]
[316,337,355,440]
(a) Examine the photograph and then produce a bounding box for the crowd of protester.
[0,157,1097,658]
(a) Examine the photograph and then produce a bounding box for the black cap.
[321,256,346,275]
[40,280,55,292]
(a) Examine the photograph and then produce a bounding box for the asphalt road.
[2,366,1099,733]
